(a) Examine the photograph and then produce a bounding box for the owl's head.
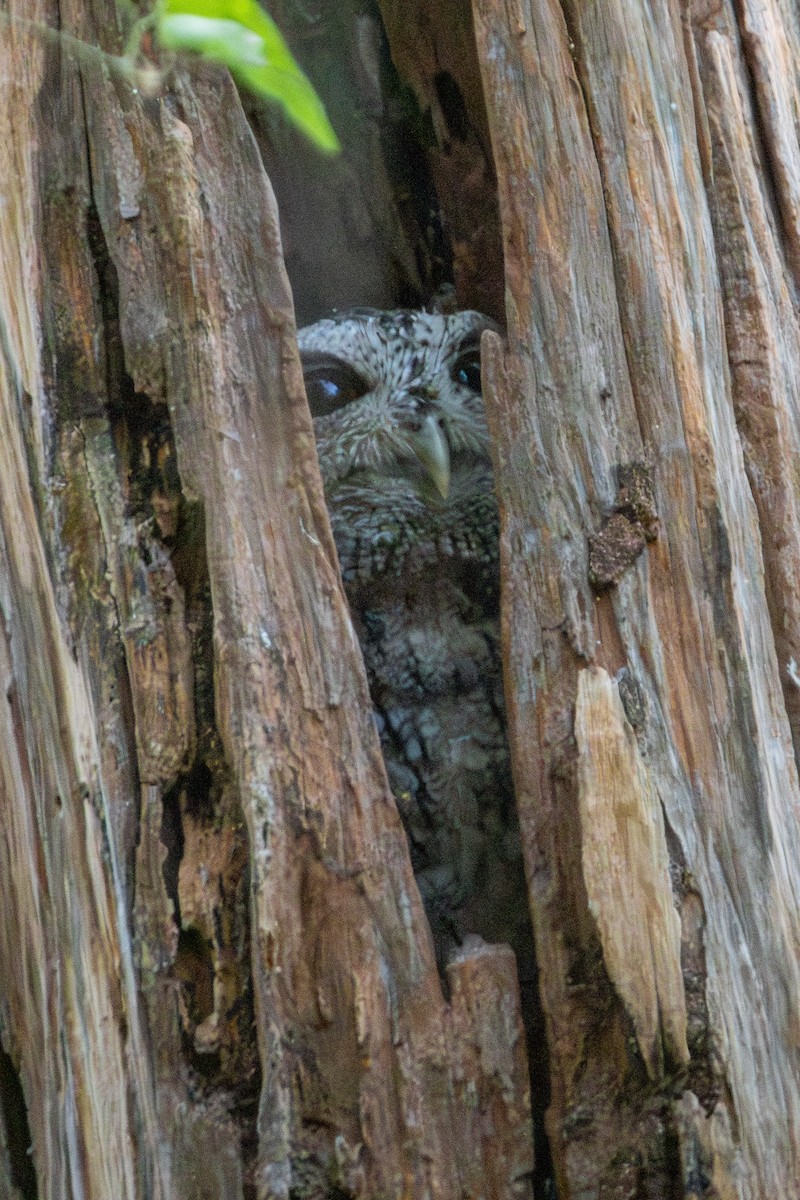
[297,309,497,505]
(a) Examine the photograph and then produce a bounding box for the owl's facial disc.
[298,309,496,506]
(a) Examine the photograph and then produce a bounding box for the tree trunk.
[473,0,800,1192]
[1,0,799,1198]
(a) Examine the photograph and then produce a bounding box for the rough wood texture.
[378,0,505,320]
[3,0,800,1194]
[0,2,532,1197]
[475,0,800,1193]
[689,0,800,760]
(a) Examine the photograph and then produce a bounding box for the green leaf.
[155,0,340,153]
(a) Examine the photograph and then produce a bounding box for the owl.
[298,309,529,970]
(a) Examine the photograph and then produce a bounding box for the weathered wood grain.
[689,0,800,761]
[735,0,800,283]
[0,8,167,1198]
[476,0,800,1190]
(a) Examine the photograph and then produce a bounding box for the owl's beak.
[407,412,451,500]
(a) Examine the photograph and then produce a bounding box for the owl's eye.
[301,354,369,417]
[450,349,482,393]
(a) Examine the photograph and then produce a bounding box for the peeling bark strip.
[476,0,800,1192]
[575,667,688,1077]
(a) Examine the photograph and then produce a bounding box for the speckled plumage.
[298,309,528,962]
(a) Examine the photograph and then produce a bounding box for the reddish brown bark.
[476,0,800,1191]
[1,0,800,1195]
